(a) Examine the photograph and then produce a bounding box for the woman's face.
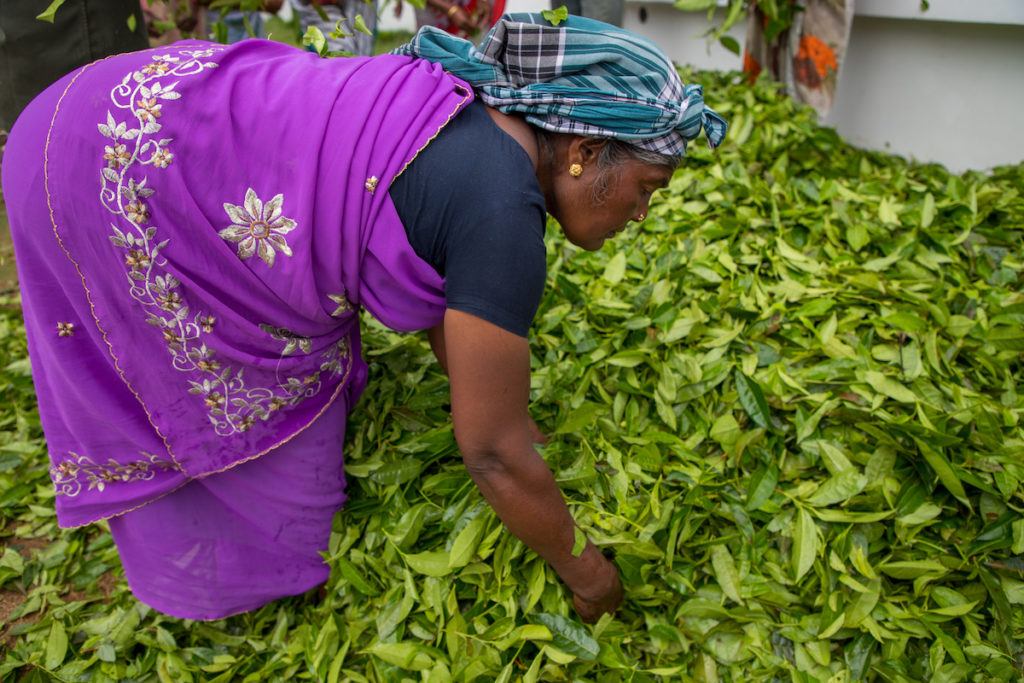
[548,141,675,252]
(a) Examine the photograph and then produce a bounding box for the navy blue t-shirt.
[388,100,547,338]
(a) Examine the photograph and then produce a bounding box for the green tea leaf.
[921,192,935,227]
[448,514,486,569]
[353,14,372,36]
[864,371,917,403]
[719,35,741,55]
[302,26,327,55]
[745,464,778,511]
[36,0,67,22]
[674,0,717,9]
[335,558,379,596]
[805,469,867,507]
[367,642,435,671]
[792,508,818,581]
[734,370,771,429]
[44,621,68,669]
[878,560,947,579]
[710,544,743,603]
[916,440,969,505]
[571,527,587,557]
[535,614,599,661]
[404,551,452,577]
[541,5,569,25]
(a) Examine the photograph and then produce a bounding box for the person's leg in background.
[206,10,266,42]
[550,0,622,28]
[579,0,624,27]
[290,0,377,55]
[0,0,148,134]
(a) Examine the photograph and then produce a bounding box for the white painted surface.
[855,0,1024,25]
[825,16,1024,172]
[623,4,1024,172]
[380,0,1024,172]
[623,5,743,71]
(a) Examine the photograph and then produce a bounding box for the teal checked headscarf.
[395,12,728,157]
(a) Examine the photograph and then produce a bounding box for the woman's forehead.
[625,161,674,184]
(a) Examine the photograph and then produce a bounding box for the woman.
[3,14,725,621]
[408,0,503,40]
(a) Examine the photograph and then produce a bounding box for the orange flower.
[796,34,838,79]
[742,51,762,84]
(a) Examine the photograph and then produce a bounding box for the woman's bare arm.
[427,322,448,374]
[443,309,621,621]
[429,319,546,443]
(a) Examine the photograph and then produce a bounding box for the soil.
[0,193,16,295]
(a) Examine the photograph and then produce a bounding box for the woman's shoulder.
[423,100,541,193]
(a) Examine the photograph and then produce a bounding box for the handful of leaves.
[1,70,1022,681]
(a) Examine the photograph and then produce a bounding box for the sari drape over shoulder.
[5,40,471,617]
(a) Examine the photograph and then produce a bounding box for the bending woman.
[3,14,725,621]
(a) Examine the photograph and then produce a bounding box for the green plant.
[1,69,1022,681]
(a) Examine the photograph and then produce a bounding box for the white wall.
[824,16,1024,173]
[622,2,1024,173]
[382,0,1024,172]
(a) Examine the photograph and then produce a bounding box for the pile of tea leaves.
[1,69,1022,682]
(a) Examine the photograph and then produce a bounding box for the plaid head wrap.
[395,13,727,157]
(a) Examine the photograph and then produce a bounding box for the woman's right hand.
[571,553,623,623]
[443,309,623,626]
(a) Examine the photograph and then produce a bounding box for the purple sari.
[4,40,472,618]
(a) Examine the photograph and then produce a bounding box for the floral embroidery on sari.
[259,324,312,356]
[319,338,352,379]
[98,48,354,438]
[220,188,297,267]
[51,452,179,497]
[328,291,354,317]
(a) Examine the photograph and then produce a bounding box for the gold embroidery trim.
[44,54,185,473]
[392,86,473,185]
[42,45,360,512]
[51,452,180,497]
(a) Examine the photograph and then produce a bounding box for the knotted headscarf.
[395,12,728,157]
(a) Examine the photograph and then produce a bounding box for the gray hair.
[592,140,679,205]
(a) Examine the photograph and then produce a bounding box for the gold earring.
[569,163,583,177]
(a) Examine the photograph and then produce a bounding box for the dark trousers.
[0,0,149,129]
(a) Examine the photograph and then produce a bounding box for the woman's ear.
[566,136,609,166]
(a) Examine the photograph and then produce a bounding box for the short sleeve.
[443,197,546,337]
[389,100,548,337]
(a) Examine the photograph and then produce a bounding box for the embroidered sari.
[4,39,472,618]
